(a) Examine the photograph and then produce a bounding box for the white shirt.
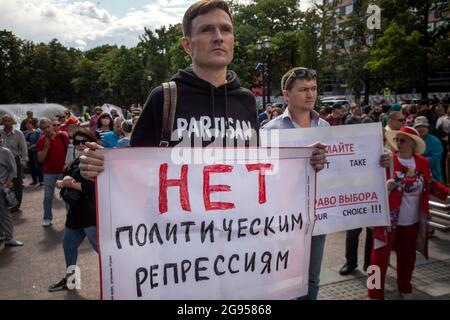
[262,108,330,130]
[397,157,423,226]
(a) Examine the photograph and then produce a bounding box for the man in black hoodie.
[132,66,258,148]
[80,0,326,177]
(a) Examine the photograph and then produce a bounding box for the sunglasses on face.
[393,118,405,122]
[73,139,88,145]
[52,123,60,127]
[284,68,317,90]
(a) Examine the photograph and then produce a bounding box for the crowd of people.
[260,95,450,293]
[0,0,449,300]
[0,105,142,290]
[260,97,450,186]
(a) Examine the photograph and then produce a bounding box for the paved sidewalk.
[0,178,99,300]
[1,176,450,300]
[318,228,450,300]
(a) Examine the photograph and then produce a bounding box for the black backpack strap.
[59,133,68,154]
[160,81,178,147]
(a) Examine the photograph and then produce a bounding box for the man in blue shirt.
[102,117,124,148]
[263,67,328,300]
[258,104,273,123]
[263,69,329,130]
[263,67,389,299]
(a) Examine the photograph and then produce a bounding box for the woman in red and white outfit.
[369,126,449,299]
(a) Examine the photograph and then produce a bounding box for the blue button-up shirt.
[262,108,330,130]
[102,131,122,148]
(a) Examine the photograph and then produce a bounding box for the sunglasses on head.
[73,139,88,145]
[284,68,317,90]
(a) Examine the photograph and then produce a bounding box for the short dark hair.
[408,104,417,114]
[182,0,232,37]
[332,103,343,110]
[272,102,284,109]
[364,106,372,115]
[121,120,134,134]
[26,119,36,127]
[437,103,448,112]
[270,107,284,117]
[73,128,96,143]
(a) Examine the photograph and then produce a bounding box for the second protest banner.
[261,122,390,235]
[97,147,315,300]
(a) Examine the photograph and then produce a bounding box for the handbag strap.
[160,81,178,147]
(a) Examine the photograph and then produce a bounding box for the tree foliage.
[366,0,450,96]
[366,22,424,92]
[0,0,448,108]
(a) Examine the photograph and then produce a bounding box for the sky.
[0,0,315,50]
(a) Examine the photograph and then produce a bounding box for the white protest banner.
[261,122,390,235]
[97,147,315,300]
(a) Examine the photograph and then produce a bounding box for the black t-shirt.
[20,117,39,132]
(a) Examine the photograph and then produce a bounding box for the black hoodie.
[131,66,259,147]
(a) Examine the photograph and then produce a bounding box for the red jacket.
[373,152,449,258]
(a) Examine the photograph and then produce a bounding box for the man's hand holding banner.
[97,123,390,299]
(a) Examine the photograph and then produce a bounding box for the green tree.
[27,39,81,103]
[331,0,378,104]
[98,46,144,106]
[366,23,424,93]
[71,57,103,106]
[138,25,185,87]
[28,43,51,102]
[71,45,117,106]
[232,0,304,96]
[0,30,28,103]
[137,24,186,104]
[368,0,450,96]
